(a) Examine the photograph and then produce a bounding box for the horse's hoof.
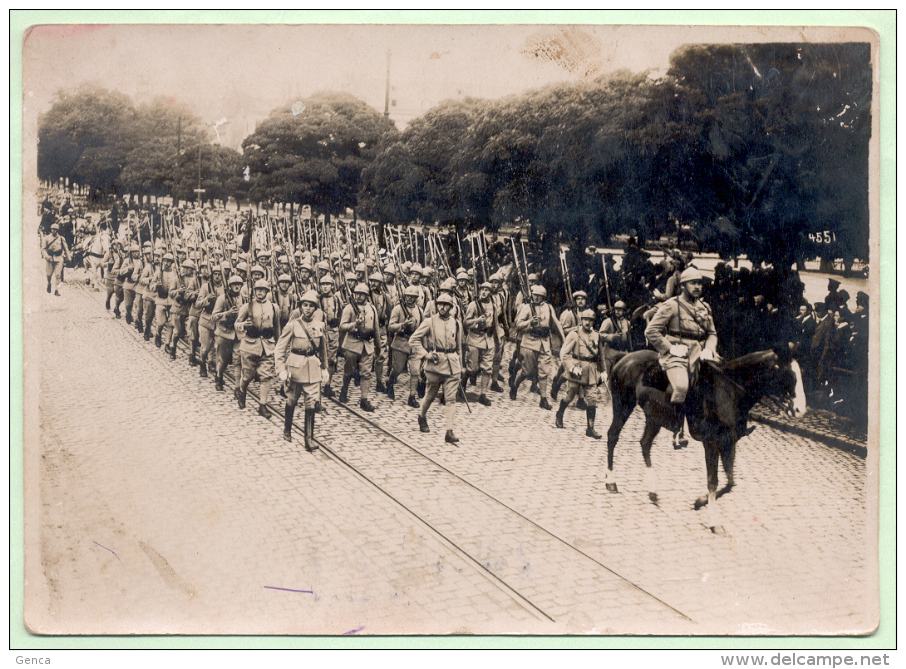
[648,492,659,506]
[605,483,618,493]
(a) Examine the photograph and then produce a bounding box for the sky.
[22,23,696,148]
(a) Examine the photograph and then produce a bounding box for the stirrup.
[673,430,688,450]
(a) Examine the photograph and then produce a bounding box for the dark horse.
[605,347,806,532]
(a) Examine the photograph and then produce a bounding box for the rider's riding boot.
[338,376,351,403]
[585,407,601,439]
[672,401,688,449]
[305,408,318,452]
[555,400,568,428]
[283,404,295,442]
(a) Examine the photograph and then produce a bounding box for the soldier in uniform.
[273,273,297,325]
[550,290,588,400]
[488,272,509,391]
[510,284,565,409]
[556,309,607,438]
[599,300,632,375]
[184,260,205,366]
[314,274,342,398]
[368,271,391,394]
[121,244,143,324]
[111,241,132,318]
[102,240,122,310]
[275,290,329,450]
[212,274,245,392]
[338,283,380,411]
[235,279,279,417]
[150,253,179,349]
[195,262,225,379]
[42,222,71,296]
[387,285,424,405]
[463,282,500,406]
[140,249,160,340]
[645,267,718,449]
[409,292,464,444]
[166,259,198,361]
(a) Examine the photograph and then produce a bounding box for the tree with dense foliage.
[242,91,399,217]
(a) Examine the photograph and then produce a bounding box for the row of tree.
[38,42,871,266]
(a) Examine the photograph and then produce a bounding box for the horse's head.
[768,344,807,419]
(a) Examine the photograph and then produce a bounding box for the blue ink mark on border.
[93,540,122,563]
[343,626,365,635]
[264,585,314,594]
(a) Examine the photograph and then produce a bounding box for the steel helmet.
[300,290,319,305]
[436,292,455,306]
[228,275,244,286]
[181,259,196,270]
[353,282,370,295]
[319,274,335,285]
[572,290,588,299]
[253,279,270,291]
[369,272,383,283]
[580,309,597,320]
[403,285,419,298]
[613,300,627,309]
[251,264,266,276]
[479,282,493,291]
[277,273,292,283]
[440,278,456,291]
[530,284,547,297]
[680,267,704,284]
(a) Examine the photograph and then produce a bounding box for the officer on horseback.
[644,267,718,449]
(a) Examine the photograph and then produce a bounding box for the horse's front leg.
[695,439,725,534]
[640,419,661,505]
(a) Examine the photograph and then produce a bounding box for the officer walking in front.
[275,290,329,450]
[42,222,71,296]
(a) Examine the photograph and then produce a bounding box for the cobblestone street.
[24,271,877,636]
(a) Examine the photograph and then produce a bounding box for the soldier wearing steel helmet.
[42,222,71,296]
[150,252,179,348]
[235,279,280,417]
[645,266,719,449]
[338,282,380,411]
[313,273,342,398]
[550,289,589,401]
[212,273,245,392]
[388,284,424,406]
[599,299,632,376]
[463,281,500,406]
[165,259,199,361]
[511,283,566,408]
[408,291,464,444]
[556,309,607,438]
[139,246,159,339]
[368,271,391,395]
[275,290,329,450]
[121,244,143,324]
[195,262,226,379]
[274,273,297,325]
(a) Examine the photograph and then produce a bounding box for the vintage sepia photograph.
[19,17,883,639]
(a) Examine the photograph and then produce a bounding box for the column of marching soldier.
[90,223,634,452]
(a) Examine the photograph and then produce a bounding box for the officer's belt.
[575,354,597,362]
[668,329,707,342]
[528,326,551,338]
[291,348,316,356]
[433,347,458,353]
[348,330,374,341]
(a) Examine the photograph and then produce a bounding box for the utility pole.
[384,48,391,118]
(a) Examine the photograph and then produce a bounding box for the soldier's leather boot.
[47,279,52,294]
[445,430,459,444]
[418,415,430,433]
[305,408,318,452]
[539,397,552,411]
[237,387,247,409]
[136,317,143,333]
[258,403,270,419]
[359,398,375,412]
[169,343,177,360]
[385,381,395,400]
[144,327,152,341]
[214,375,224,391]
[283,404,294,442]
[555,400,568,428]
[338,377,351,404]
[154,333,162,348]
[585,407,601,439]
[490,380,503,392]
[125,311,132,324]
[375,381,386,394]
[407,395,419,409]
[113,307,121,319]
[353,370,361,387]
[550,373,563,400]
[199,361,208,378]
[672,401,688,449]
[529,381,540,395]
[188,342,198,366]
[478,394,491,407]
[322,384,335,399]
[105,295,111,309]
